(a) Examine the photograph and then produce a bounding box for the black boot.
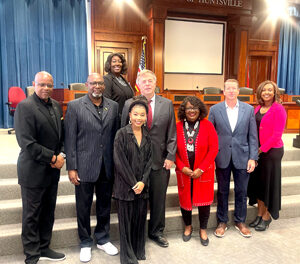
[249,216,262,227]
[255,218,272,231]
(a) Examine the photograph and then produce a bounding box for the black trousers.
[180,206,210,229]
[75,167,113,247]
[148,168,170,237]
[118,199,147,264]
[21,183,58,264]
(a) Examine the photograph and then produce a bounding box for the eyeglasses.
[36,83,54,88]
[89,81,105,86]
[185,107,199,112]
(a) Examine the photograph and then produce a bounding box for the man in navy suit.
[64,73,119,262]
[208,79,258,238]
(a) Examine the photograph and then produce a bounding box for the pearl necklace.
[184,120,199,152]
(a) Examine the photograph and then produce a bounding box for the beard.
[92,92,102,98]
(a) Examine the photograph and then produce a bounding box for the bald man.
[65,73,119,262]
[14,71,66,264]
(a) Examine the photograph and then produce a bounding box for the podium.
[52,89,87,116]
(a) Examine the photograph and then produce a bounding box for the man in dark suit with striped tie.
[64,73,119,262]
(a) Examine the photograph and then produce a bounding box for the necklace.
[184,120,199,152]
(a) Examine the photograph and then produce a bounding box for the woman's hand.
[191,168,203,179]
[258,148,262,155]
[132,182,145,195]
[182,167,193,177]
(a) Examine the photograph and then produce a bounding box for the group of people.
[14,53,287,264]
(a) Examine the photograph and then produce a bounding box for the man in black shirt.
[14,71,65,264]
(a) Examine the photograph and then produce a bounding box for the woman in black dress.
[248,81,287,231]
[113,96,152,264]
[104,53,134,117]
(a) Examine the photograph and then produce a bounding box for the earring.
[129,119,132,124]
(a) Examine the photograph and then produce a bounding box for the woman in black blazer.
[113,96,152,264]
[103,53,134,117]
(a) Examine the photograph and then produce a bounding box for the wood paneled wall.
[91,0,280,92]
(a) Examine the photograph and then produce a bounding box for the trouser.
[75,167,113,247]
[216,159,249,223]
[180,205,210,229]
[21,184,58,264]
[118,199,147,264]
[148,168,170,237]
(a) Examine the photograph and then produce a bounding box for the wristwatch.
[59,152,66,159]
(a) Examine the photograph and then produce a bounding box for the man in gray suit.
[208,79,258,238]
[65,73,119,262]
[121,70,177,247]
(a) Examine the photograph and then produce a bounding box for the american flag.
[135,38,146,92]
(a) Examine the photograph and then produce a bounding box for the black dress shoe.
[40,248,66,261]
[200,236,209,246]
[182,227,193,242]
[249,216,262,227]
[255,218,272,231]
[149,235,169,247]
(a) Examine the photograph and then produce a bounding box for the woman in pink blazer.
[248,81,287,231]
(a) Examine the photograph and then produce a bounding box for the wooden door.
[94,41,134,84]
[249,55,272,92]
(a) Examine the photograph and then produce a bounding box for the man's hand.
[182,167,193,177]
[191,168,203,179]
[132,181,145,195]
[50,154,64,169]
[163,159,174,170]
[247,159,256,173]
[68,170,80,185]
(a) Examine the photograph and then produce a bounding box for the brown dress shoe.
[214,223,228,238]
[235,222,252,238]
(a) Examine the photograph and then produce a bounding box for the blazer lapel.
[219,102,232,133]
[112,75,132,95]
[233,101,245,134]
[152,95,162,128]
[53,103,62,139]
[102,98,110,123]
[82,95,102,121]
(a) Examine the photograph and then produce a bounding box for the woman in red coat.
[175,96,218,246]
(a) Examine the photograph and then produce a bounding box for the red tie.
[147,100,153,129]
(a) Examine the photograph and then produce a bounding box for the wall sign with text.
[186,0,243,8]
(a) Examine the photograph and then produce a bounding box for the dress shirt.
[225,100,239,132]
[149,94,155,120]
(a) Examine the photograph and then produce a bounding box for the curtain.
[0,0,88,128]
[277,5,300,95]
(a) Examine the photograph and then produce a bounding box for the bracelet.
[51,155,57,164]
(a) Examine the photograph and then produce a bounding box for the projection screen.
[164,18,225,75]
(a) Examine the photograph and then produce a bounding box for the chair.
[239,87,253,95]
[6,86,26,134]
[68,83,87,91]
[26,86,35,97]
[279,88,285,95]
[203,87,222,94]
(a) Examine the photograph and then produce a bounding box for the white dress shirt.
[149,94,155,120]
[225,100,239,132]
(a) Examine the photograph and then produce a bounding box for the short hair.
[128,95,148,114]
[256,80,281,105]
[104,53,128,74]
[224,79,239,89]
[177,96,208,121]
[137,69,157,84]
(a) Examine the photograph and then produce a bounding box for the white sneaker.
[80,247,91,262]
[97,242,118,256]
